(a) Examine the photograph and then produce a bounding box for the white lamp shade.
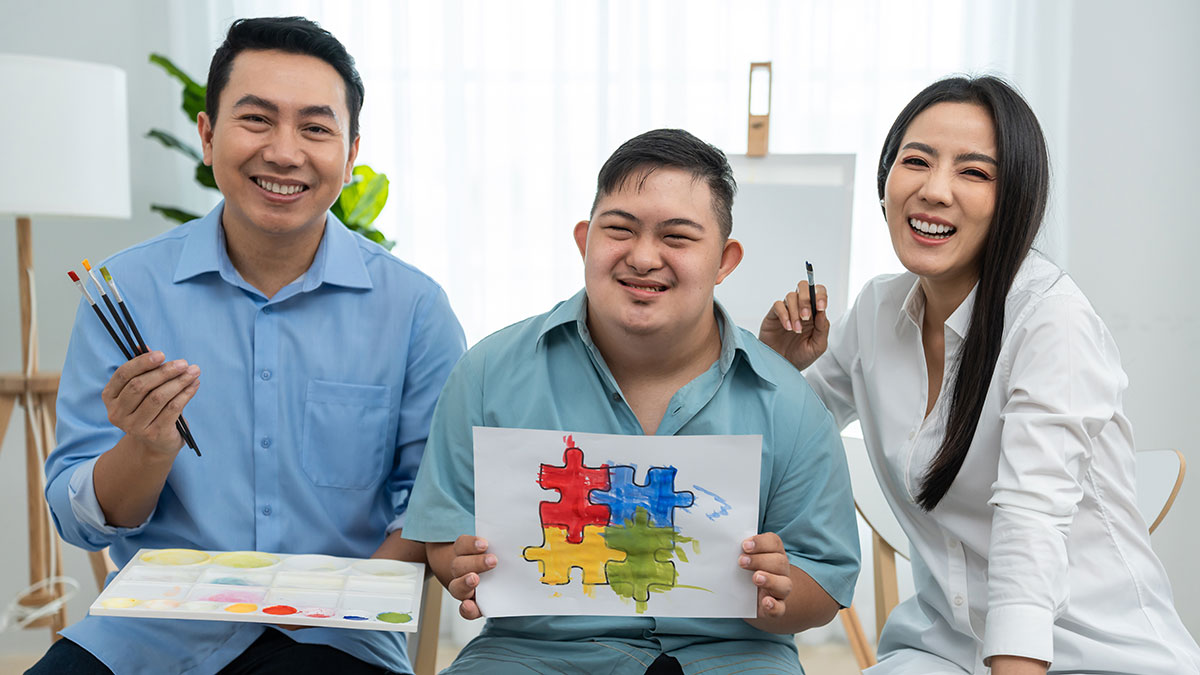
[0,54,131,219]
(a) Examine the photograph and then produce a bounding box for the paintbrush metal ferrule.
[68,271,98,305]
[83,260,109,298]
[99,266,124,303]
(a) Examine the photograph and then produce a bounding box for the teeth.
[909,218,955,237]
[255,178,305,195]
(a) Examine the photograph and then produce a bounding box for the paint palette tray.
[89,548,425,632]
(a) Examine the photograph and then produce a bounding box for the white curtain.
[191,0,1063,345]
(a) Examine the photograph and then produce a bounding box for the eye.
[901,156,930,168]
[962,167,993,180]
[304,125,332,135]
[604,225,633,238]
[239,114,268,124]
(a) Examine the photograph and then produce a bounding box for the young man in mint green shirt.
[405,129,858,674]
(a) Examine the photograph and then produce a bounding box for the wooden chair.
[88,551,444,675]
[837,439,1186,669]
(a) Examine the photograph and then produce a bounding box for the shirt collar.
[537,289,777,386]
[896,275,977,340]
[172,202,373,292]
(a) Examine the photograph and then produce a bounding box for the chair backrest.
[1136,449,1186,534]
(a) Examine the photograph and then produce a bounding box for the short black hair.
[206,16,365,140]
[591,129,737,238]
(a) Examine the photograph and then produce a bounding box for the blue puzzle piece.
[591,465,695,529]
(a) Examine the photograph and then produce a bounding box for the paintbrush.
[67,265,199,454]
[98,266,199,455]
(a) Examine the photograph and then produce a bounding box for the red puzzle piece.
[538,441,611,544]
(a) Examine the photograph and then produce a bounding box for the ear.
[573,220,590,259]
[198,112,215,166]
[344,135,361,184]
[714,238,744,285]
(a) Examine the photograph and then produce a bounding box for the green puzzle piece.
[602,508,679,612]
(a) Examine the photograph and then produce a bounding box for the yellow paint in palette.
[224,603,258,613]
[100,597,138,609]
[140,549,210,566]
[211,551,279,569]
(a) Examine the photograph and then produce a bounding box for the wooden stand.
[0,216,67,637]
[747,62,772,157]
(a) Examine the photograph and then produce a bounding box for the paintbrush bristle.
[100,267,113,282]
[82,259,92,271]
[68,271,79,282]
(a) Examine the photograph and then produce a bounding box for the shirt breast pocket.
[301,379,393,490]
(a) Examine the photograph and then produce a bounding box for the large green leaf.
[337,165,390,228]
[150,204,201,223]
[149,54,206,121]
[146,129,202,162]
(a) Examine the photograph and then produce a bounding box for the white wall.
[1063,0,1200,633]
[0,0,217,659]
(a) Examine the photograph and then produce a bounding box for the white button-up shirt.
[808,253,1200,674]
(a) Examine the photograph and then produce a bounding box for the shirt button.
[263,306,273,314]
[947,538,959,549]
[953,595,964,607]
[260,437,271,449]
[611,392,621,402]
[262,506,272,516]
[261,369,271,380]
[908,430,916,440]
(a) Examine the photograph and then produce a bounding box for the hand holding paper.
[435,535,496,620]
[739,533,791,618]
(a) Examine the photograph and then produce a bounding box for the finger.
[783,290,802,332]
[796,281,815,322]
[742,533,785,555]
[758,588,787,618]
[447,564,494,603]
[751,568,793,600]
[459,597,482,620]
[112,360,192,420]
[814,284,828,314]
[126,366,200,433]
[449,552,498,583]
[768,300,790,334]
[102,351,165,402]
[453,535,488,557]
[146,377,201,436]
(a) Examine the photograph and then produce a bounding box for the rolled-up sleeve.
[387,286,466,534]
[984,294,1122,664]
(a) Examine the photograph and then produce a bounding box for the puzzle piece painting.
[475,427,761,618]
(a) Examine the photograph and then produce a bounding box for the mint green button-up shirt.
[406,290,859,675]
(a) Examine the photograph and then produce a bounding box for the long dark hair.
[876,76,1050,511]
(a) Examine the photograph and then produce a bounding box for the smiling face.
[884,102,998,296]
[574,166,742,344]
[198,49,359,247]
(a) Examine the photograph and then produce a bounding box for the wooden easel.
[0,216,67,638]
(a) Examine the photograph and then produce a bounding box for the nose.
[261,128,303,168]
[918,166,953,207]
[625,235,662,274]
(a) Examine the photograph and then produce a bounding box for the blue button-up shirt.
[46,203,465,674]
[404,290,859,675]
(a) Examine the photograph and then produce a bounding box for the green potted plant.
[145,54,393,250]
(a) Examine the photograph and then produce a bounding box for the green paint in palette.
[376,612,412,624]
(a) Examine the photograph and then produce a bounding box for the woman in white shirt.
[760,75,1200,675]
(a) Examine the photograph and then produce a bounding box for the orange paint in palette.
[89,548,425,632]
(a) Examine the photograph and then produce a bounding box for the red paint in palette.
[263,605,297,616]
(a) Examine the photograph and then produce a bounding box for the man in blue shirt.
[404,129,859,674]
[31,17,465,675]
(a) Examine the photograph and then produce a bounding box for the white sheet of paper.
[474,427,761,618]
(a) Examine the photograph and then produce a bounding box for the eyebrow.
[901,141,997,166]
[596,209,705,231]
[232,95,339,122]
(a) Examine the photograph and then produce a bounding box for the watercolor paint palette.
[89,548,425,632]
